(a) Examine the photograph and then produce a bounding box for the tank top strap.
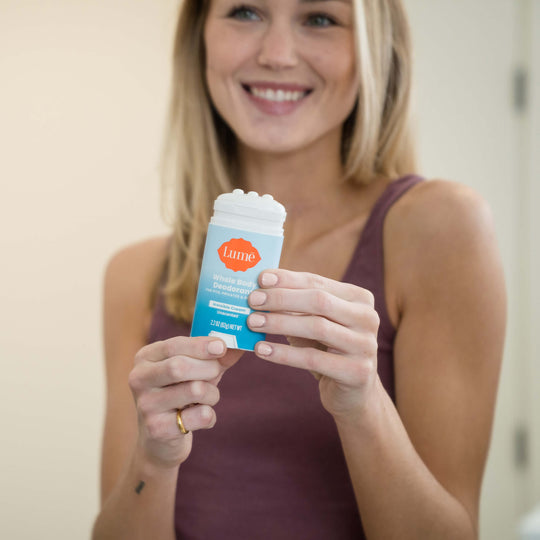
[343,174,424,347]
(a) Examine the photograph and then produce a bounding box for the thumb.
[218,347,244,369]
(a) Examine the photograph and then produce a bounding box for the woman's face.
[204,0,358,156]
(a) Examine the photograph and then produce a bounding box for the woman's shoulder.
[385,179,501,322]
[106,234,170,266]
[103,236,170,328]
[105,236,170,288]
[388,178,495,252]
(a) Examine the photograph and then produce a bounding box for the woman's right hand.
[128,336,242,469]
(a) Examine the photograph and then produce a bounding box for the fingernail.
[248,313,265,328]
[249,290,266,306]
[208,340,225,355]
[260,273,278,287]
[257,343,273,356]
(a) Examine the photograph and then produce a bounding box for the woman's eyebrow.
[300,0,351,4]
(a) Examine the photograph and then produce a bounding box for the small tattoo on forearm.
[135,481,145,494]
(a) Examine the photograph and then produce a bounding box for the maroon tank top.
[148,175,423,540]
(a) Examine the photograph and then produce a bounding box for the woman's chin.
[237,134,314,157]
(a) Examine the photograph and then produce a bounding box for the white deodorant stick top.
[211,189,287,236]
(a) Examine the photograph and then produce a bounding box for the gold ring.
[176,409,189,434]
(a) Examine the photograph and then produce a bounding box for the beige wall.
[0,1,535,539]
[0,1,175,537]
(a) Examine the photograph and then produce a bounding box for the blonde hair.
[160,0,416,322]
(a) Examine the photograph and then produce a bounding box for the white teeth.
[249,87,306,102]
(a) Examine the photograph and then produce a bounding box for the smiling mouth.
[242,84,312,103]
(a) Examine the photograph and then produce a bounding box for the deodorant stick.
[191,189,287,351]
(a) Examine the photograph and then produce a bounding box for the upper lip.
[242,81,313,93]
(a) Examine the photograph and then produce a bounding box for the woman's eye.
[305,13,336,27]
[228,5,261,21]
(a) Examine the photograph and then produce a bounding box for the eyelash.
[226,4,338,27]
[305,13,337,27]
[227,4,261,21]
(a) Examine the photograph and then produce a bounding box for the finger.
[130,356,222,391]
[216,348,244,370]
[259,269,374,305]
[135,336,226,364]
[285,336,323,349]
[249,287,378,330]
[177,404,216,432]
[138,381,220,415]
[247,311,364,353]
[254,341,375,386]
[145,406,216,440]
[285,336,324,379]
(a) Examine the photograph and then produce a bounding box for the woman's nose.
[257,21,298,70]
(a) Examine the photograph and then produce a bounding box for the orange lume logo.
[218,238,261,272]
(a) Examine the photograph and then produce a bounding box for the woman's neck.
[235,132,386,253]
[236,130,346,216]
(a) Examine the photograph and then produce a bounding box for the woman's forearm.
[92,446,178,540]
[336,378,477,540]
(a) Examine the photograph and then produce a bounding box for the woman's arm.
[92,237,242,539]
[353,180,505,538]
[247,181,505,539]
[92,237,179,540]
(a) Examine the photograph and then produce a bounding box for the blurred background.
[0,0,538,538]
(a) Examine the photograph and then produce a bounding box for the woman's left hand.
[247,269,380,420]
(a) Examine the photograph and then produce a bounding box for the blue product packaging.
[191,190,286,351]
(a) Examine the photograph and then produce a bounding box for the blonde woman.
[92,1,505,539]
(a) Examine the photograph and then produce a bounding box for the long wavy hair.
[160,0,416,322]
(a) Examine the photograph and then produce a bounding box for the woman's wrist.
[332,376,388,437]
[132,439,183,480]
